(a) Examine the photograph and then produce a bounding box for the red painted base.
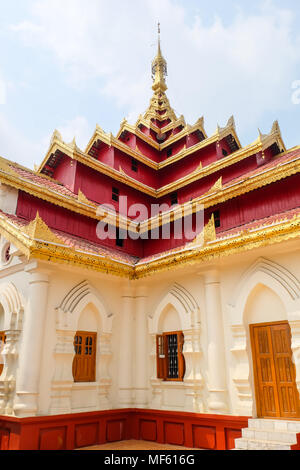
[0,409,249,451]
[291,434,300,451]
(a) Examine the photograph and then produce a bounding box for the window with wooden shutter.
[0,332,6,376]
[72,331,97,383]
[156,331,185,382]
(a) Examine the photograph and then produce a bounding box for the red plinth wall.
[0,409,249,450]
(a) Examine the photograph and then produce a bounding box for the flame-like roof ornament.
[151,22,168,92]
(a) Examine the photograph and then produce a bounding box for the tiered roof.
[0,31,299,278]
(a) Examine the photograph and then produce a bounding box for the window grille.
[156,331,185,381]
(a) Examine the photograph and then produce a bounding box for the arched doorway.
[244,284,300,419]
[250,321,300,419]
[229,258,300,418]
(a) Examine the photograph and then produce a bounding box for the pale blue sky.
[0,0,299,168]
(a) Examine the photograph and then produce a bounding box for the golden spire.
[151,22,168,92]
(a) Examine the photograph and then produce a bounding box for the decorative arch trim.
[0,282,24,330]
[229,258,300,325]
[149,283,200,333]
[56,280,113,333]
[228,258,300,417]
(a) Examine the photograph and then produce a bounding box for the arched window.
[72,331,97,383]
[156,331,185,381]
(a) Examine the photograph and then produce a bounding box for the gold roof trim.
[85,125,159,168]
[41,112,254,179]
[159,117,207,150]
[0,210,299,279]
[116,115,207,155]
[0,213,133,278]
[115,123,160,151]
[38,117,282,200]
[135,214,300,278]
[0,146,298,235]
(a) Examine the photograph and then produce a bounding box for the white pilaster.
[49,329,75,415]
[97,332,112,409]
[135,286,148,408]
[183,328,204,412]
[14,266,50,417]
[204,270,228,412]
[118,285,134,407]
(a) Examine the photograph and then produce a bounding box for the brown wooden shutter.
[177,332,185,381]
[72,331,97,383]
[156,335,167,380]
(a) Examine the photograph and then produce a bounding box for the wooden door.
[250,322,300,418]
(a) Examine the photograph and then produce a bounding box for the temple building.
[0,30,300,451]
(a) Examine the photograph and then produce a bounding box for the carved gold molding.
[0,150,299,236]
[0,210,299,280]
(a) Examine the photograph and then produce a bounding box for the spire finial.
[158,21,161,48]
[152,22,167,92]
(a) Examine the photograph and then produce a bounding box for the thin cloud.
[57,116,93,150]
[5,0,300,166]
[0,113,46,168]
[0,76,6,105]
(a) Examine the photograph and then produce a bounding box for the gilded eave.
[156,130,285,197]
[134,213,300,278]
[0,210,299,280]
[37,122,282,201]
[115,122,160,150]
[38,115,282,198]
[0,145,299,234]
[0,213,134,278]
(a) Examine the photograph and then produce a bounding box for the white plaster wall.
[1,237,300,418]
[243,284,287,325]
[37,267,121,415]
[0,184,18,215]
[159,305,181,332]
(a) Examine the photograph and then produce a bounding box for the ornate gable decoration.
[188,214,217,248]
[119,166,127,176]
[207,177,223,194]
[23,213,63,245]
[77,189,95,207]
[0,160,20,179]
[204,214,217,243]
